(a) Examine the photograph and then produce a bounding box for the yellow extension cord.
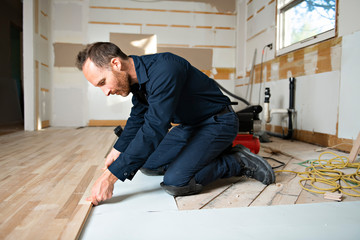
[275,152,360,197]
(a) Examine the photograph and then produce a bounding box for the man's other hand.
[103,148,121,170]
[86,169,118,206]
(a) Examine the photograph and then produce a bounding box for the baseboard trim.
[265,124,353,153]
[88,120,127,127]
[41,120,50,129]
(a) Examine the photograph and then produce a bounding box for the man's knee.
[140,166,166,176]
[160,178,203,196]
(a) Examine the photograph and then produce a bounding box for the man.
[76,42,275,206]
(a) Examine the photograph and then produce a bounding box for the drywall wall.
[23,0,36,131]
[85,0,237,124]
[47,0,238,126]
[235,0,359,144]
[23,0,52,130]
[338,30,360,139]
[338,0,360,37]
[235,0,246,78]
[51,0,89,127]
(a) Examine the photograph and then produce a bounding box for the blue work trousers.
[142,109,242,187]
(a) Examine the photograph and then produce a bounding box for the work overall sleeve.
[108,57,188,181]
[113,94,148,153]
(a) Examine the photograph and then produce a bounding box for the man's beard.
[112,69,131,97]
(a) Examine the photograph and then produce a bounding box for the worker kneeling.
[76,42,275,205]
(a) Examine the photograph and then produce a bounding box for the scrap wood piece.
[349,132,360,163]
[264,147,281,155]
[324,192,343,201]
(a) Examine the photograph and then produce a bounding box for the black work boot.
[231,144,275,185]
[160,178,203,196]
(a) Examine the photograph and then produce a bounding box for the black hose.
[267,77,295,140]
[215,81,250,106]
[283,77,295,139]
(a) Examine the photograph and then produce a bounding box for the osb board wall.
[236,37,342,86]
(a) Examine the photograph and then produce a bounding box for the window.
[276,0,336,55]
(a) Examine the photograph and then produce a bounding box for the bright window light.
[277,0,336,55]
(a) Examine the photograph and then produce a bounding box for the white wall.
[49,0,237,126]
[23,0,36,131]
[337,0,360,139]
[26,0,359,140]
[24,0,52,130]
[338,31,360,139]
[51,0,89,127]
[235,0,360,140]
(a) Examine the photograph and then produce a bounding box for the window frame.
[276,0,338,56]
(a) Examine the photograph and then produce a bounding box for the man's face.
[83,58,131,97]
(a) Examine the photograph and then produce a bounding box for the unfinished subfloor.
[0,127,359,239]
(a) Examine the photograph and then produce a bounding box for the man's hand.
[102,148,121,170]
[86,169,118,206]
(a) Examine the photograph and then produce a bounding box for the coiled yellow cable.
[276,152,360,197]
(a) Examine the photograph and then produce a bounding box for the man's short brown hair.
[75,42,128,70]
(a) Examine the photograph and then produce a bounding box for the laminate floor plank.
[0,127,115,240]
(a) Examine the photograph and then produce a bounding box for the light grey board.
[81,188,360,240]
[79,172,177,239]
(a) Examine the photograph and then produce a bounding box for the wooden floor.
[176,137,360,210]
[0,127,115,240]
[0,127,358,239]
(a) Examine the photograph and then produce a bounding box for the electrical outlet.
[267,43,273,50]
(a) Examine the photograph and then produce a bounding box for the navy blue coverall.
[108,52,243,190]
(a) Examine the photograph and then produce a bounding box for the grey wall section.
[0,0,23,125]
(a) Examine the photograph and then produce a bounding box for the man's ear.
[110,57,121,71]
